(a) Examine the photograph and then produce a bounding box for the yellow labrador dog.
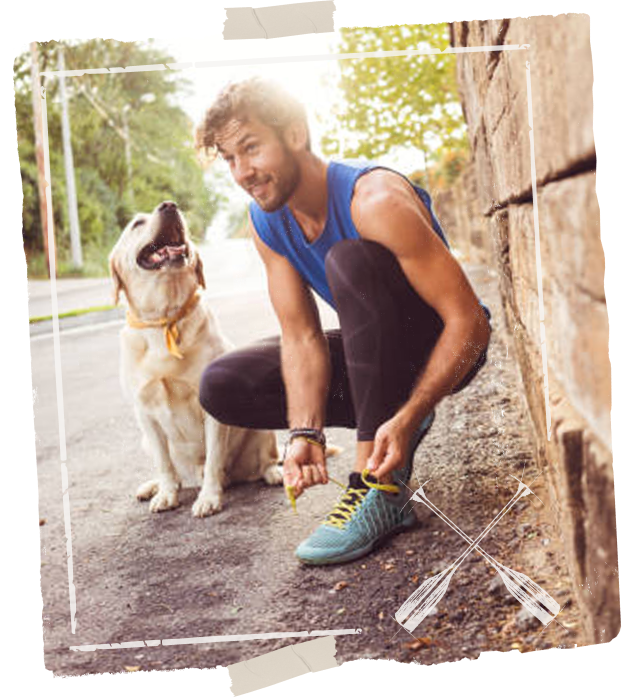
[109,201,282,517]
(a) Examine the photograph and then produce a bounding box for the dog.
[109,200,283,517]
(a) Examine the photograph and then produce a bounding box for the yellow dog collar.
[126,291,201,359]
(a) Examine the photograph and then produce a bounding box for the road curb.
[29,307,126,337]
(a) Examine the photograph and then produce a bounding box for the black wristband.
[287,428,326,449]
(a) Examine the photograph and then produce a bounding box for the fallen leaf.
[378,612,384,620]
[410,575,420,584]
[39,518,46,526]
[334,581,349,591]
[337,608,346,615]
[405,550,416,556]
[383,563,396,571]
[124,666,141,672]
[402,637,433,651]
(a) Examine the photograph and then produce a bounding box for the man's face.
[215,116,301,212]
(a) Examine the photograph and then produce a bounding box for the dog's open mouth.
[137,228,189,271]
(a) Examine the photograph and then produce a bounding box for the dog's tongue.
[149,244,185,264]
[164,244,186,258]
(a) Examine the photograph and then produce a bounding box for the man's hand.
[366,411,418,481]
[283,438,328,498]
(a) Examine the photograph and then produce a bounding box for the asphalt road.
[31,261,582,676]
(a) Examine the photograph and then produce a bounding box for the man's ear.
[195,253,206,289]
[284,119,309,152]
[109,256,124,305]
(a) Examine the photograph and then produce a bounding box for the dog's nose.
[158,201,178,213]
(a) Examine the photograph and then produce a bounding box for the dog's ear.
[195,253,206,289]
[109,256,124,305]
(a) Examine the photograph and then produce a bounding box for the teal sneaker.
[295,411,435,566]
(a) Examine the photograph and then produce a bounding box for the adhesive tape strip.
[224,2,335,40]
[228,635,337,695]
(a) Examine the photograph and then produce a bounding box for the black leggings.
[199,239,488,441]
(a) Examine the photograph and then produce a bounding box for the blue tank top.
[250,160,490,319]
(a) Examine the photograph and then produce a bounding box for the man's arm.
[250,213,330,492]
[352,170,492,440]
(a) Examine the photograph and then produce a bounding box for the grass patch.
[30,304,117,324]
[26,248,111,280]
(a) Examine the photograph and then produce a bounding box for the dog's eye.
[131,218,145,230]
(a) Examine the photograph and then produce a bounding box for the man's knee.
[198,358,240,422]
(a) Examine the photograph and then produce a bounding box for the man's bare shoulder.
[352,168,430,219]
[351,168,433,242]
[353,167,411,199]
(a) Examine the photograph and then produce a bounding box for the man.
[196,77,491,565]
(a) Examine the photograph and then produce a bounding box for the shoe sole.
[296,510,418,566]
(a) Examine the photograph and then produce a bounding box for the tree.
[14,39,221,276]
[321,24,469,176]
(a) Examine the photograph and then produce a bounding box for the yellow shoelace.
[284,468,400,519]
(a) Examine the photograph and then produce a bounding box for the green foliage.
[409,149,471,191]
[15,39,220,278]
[321,24,469,171]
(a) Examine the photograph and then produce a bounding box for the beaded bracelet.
[287,427,326,449]
[281,429,326,468]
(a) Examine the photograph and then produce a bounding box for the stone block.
[542,276,610,450]
[484,18,510,49]
[484,52,511,138]
[538,172,604,301]
[546,399,619,644]
[456,57,484,147]
[474,122,498,215]
[507,202,540,291]
[489,83,532,205]
[508,14,595,182]
[581,439,620,642]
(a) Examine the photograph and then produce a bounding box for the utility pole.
[57,45,83,269]
[29,42,55,278]
[121,105,135,210]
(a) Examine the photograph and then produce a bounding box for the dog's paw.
[148,487,180,513]
[263,464,283,486]
[136,479,160,501]
[192,491,223,518]
[325,443,344,458]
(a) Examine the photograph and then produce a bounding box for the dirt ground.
[37,265,583,676]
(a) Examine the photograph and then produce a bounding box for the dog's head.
[109,201,205,314]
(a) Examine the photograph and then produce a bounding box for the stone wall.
[433,168,490,263]
[449,14,618,644]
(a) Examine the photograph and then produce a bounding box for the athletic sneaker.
[295,411,435,566]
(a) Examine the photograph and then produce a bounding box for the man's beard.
[252,150,301,213]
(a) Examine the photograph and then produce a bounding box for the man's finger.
[369,441,398,475]
[309,465,324,486]
[301,465,315,489]
[316,462,328,485]
[371,448,400,478]
[367,434,388,471]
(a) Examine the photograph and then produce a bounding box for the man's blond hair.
[196,77,311,158]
